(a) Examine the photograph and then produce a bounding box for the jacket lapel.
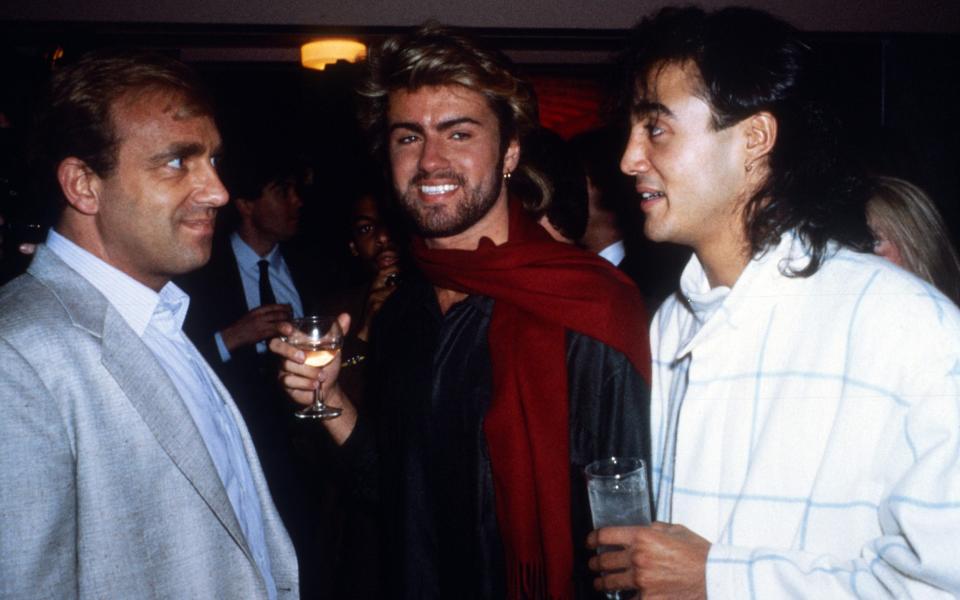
[99,312,253,560]
[30,247,254,562]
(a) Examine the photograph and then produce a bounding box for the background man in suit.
[0,49,298,598]
[177,145,331,598]
[571,127,631,265]
[179,144,308,371]
[571,126,688,312]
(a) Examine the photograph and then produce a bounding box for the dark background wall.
[2,4,959,279]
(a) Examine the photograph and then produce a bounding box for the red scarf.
[412,200,651,600]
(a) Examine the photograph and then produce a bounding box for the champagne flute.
[585,457,651,600]
[283,315,343,420]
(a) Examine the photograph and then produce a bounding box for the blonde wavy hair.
[867,176,960,304]
[357,22,539,163]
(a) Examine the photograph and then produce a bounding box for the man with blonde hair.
[275,23,651,599]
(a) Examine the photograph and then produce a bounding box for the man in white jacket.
[587,6,960,599]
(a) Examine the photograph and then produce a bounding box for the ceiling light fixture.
[300,39,367,70]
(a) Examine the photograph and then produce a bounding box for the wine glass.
[585,457,651,600]
[283,315,344,420]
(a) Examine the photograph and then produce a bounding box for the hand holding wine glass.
[270,313,358,443]
[281,315,345,419]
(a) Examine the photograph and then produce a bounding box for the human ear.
[57,157,100,215]
[744,112,777,169]
[503,138,520,176]
[348,241,359,257]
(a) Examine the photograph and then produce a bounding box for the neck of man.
[694,225,752,289]
[58,215,169,291]
[581,214,623,254]
[427,191,510,314]
[581,183,622,253]
[237,221,279,258]
[692,183,762,288]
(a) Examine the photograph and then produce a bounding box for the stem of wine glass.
[314,383,324,411]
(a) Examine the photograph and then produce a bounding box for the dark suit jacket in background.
[176,233,337,600]
[619,239,691,315]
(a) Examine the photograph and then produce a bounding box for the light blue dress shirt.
[598,239,626,266]
[46,229,278,600]
[213,233,304,361]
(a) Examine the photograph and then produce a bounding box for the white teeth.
[641,191,664,200]
[421,184,458,195]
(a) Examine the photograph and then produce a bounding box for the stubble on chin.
[400,177,502,239]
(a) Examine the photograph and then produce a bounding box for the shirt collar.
[231,232,280,271]
[598,240,626,266]
[676,230,813,356]
[678,255,731,325]
[155,283,191,332]
[46,228,189,337]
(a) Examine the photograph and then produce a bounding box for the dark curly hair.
[621,6,872,276]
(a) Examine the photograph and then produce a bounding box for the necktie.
[258,259,276,306]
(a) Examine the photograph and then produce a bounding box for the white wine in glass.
[301,342,340,368]
[284,316,343,419]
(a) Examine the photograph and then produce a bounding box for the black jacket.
[338,277,651,599]
[175,232,337,600]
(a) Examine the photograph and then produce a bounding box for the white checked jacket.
[651,231,960,598]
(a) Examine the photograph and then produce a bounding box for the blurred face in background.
[349,194,398,275]
[867,214,905,268]
[244,177,303,244]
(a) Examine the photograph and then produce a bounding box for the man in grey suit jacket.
[0,49,298,599]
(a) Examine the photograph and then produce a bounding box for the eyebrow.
[631,100,675,120]
[388,116,483,135]
[436,116,482,131]
[149,141,221,164]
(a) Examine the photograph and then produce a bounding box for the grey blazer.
[0,246,299,599]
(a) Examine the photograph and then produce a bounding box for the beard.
[396,160,504,239]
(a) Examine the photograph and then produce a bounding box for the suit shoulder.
[566,330,636,375]
[0,273,71,338]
